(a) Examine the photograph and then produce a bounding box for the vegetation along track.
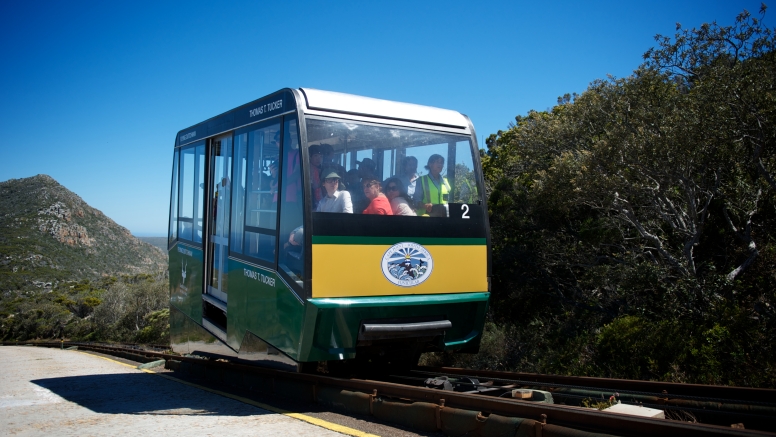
[4,341,774,437]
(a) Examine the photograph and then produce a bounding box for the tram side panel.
[226,258,306,360]
[169,244,205,353]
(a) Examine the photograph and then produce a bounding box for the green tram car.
[168,88,490,371]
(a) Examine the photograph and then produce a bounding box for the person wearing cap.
[320,144,346,185]
[316,169,353,213]
[308,145,324,208]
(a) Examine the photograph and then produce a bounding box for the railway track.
[4,341,774,437]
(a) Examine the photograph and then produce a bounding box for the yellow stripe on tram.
[312,244,487,298]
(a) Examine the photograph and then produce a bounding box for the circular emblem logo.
[381,242,433,287]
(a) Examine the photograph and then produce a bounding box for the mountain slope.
[0,174,167,292]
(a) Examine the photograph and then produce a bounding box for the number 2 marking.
[461,204,470,219]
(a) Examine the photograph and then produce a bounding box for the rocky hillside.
[0,175,167,292]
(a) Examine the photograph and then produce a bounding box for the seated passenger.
[283,225,304,275]
[413,154,450,217]
[362,178,393,215]
[383,177,416,216]
[316,169,353,213]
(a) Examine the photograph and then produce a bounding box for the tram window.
[453,140,479,203]
[382,149,393,181]
[305,119,480,217]
[168,149,179,245]
[177,143,205,242]
[194,143,205,243]
[230,133,248,254]
[278,117,305,285]
[231,122,281,263]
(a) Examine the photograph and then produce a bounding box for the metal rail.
[419,366,776,403]
[3,341,773,437]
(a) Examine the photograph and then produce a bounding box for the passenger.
[357,158,378,180]
[362,178,393,215]
[283,225,304,274]
[397,156,419,198]
[413,154,450,217]
[308,145,323,208]
[316,169,353,213]
[383,177,416,216]
[344,168,361,192]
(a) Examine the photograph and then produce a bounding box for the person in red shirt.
[362,178,393,215]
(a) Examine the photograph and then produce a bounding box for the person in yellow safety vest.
[413,154,451,216]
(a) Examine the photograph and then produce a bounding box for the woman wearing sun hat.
[315,167,353,213]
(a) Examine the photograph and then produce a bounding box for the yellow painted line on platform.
[150,372,380,437]
[72,350,379,437]
[75,351,155,373]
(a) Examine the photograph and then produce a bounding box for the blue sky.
[0,0,756,235]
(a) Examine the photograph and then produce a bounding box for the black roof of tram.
[175,89,295,147]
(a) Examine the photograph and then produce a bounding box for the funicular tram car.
[168,88,490,371]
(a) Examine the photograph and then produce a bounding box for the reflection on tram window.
[230,122,280,263]
[177,143,205,242]
[168,149,179,245]
[308,144,323,209]
[194,143,205,242]
[279,118,305,284]
[305,119,479,217]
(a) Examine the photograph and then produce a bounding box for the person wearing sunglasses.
[315,169,353,213]
[362,178,393,215]
[383,177,416,216]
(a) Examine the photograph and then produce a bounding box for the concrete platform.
[0,346,347,436]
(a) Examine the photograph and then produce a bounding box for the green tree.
[478,8,776,386]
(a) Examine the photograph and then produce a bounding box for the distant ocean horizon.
[135,235,168,252]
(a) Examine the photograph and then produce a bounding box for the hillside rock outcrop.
[0,174,167,292]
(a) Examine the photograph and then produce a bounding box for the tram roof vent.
[300,88,470,129]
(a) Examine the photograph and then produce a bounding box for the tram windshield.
[305,118,479,217]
